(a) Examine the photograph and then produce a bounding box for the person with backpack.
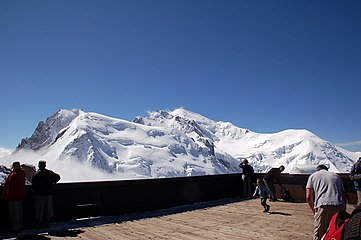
[263,165,285,201]
[350,157,361,206]
[306,164,346,240]
[239,159,254,197]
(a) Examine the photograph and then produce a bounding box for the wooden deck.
[3,198,353,240]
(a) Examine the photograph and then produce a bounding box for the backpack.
[281,187,293,202]
[322,211,351,240]
[343,208,361,240]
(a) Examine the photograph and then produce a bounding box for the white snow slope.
[4,108,360,182]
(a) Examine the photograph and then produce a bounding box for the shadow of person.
[18,235,51,240]
[268,211,292,216]
[48,229,84,237]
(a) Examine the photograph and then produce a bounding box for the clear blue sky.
[1,0,360,152]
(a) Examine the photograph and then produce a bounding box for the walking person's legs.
[260,198,270,212]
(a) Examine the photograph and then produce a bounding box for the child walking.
[253,178,274,212]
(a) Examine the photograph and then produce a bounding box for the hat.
[242,159,249,164]
[12,161,21,170]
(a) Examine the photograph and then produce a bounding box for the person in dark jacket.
[32,160,60,227]
[239,159,254,197]
[350,157,361,206]
[2,161,26,232]
[263,165,285,201]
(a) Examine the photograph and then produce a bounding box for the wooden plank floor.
[4,198,353,240]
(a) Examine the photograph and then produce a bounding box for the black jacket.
[32,169,60,196]
[263,168,281,183]
[239,164,254,177]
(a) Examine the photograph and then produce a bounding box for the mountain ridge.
[7,108,359,182]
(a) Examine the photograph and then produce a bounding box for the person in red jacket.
[2,161,26,232]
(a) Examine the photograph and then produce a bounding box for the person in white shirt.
[306,164,345,240]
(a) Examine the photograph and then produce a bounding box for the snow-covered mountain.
[5,108,359,182]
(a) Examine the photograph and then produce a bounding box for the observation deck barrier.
[0,173,356,231]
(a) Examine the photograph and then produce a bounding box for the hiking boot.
[265,205,271,212]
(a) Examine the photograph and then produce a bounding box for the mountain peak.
[15,108,82,151]
[170,108,215,123]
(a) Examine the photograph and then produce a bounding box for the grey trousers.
[34,195,54,222]
[8,201,23,231]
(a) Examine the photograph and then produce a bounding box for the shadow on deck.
[1,197,330,240]
[2,197,247,239]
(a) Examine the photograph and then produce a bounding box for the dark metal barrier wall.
[0,173,243,230]
[52,174,243,221]
[0,173,356,231]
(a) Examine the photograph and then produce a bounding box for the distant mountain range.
[4,108,359,182]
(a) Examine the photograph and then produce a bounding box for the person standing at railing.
[32,160,60,228]
[306,164,346,240]
[239,159,254,198]
[2,161,26,233]
[350,157,361,206]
